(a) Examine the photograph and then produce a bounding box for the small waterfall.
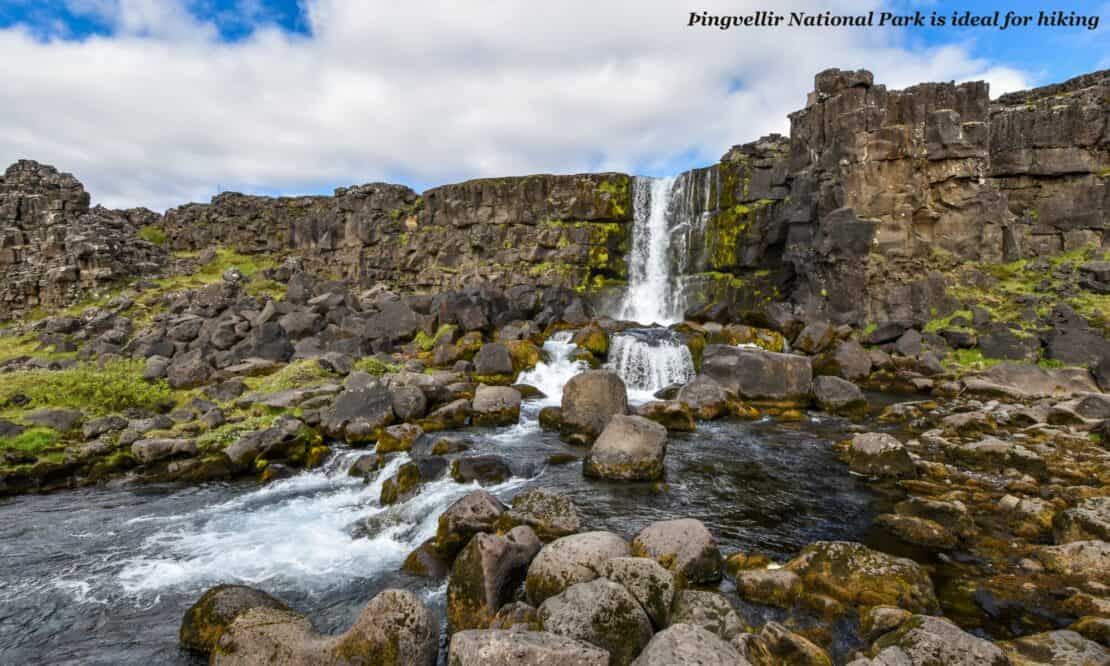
[606,328,695,403]
[516,331,586,408]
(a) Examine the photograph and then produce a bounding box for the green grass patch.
[944,348,1002,372]
[924,309,973,333]
[0,360,173,416]
[243,360,336,394]
[157,249,279,293]
[0,427,60,456]
[412,324,456,352]
[138,225,168,245]
[196,412,282,452]
[353,357,401,376]
[0,333,77,365]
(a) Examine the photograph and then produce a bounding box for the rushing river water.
[0,333,886,664]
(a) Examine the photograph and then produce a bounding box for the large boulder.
[525,531,630,605]
[784,541,939,614]
[963,362,1099,400]
[473,342,515,378]
[539,579,654,666]
[669,590,745,642]
[583,414,668,481]
[700,345,812,404]
[447,630,609,665]
[167,349,213,389]
[812,376,867,416]
[867,615,1008,665]
[208,588,437,665]
[597,557,676,628]
[633,400,696,432]
[676,376,730,420]
[844,432,916,478]
[471,385,522,427]
[447,526,542,631]
[132,437,197,464]
[632,623,749,666]
[179,584,291,653]
[375,423,424,453]
[389,385,428,421]
[999,629,1108,666]
[814,340,872,381]
[560,370,628,443]
[320,378,395,444]
[503,487,581,541]
[630,518,722,586]
[435,489,507,558]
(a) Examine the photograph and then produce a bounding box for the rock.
[1036,540,1110,582]
[471,385,522,426]
[179,584,291,653]
[143,355,170,380]
[210,588,437,666]
[1000,629,1108,665]
[380,457,448,504]
[539,578,653,666]
[451,455,512,486]
[812,376,867,416]
[632,623,749,666]
[447,629,609,665]
[677,376,730,420]
[0,419,25,439]
[784,541,939,614]
[572,325,609,356]
[320,379,395,444]
[894,497,976,539]
[375,424,421,455]
[24,408,84,432]
[952,436,1045,476]
[964,362,1099,400]
[860,605,912,641]
[525,531,630,605]
[814,340,872,381]
[131,438,197,464]
[597,557,676,628]
[1054,497,1110,543]
[630,518,722,585]
[794,321,836,354]
[732,569,803,608]
[167,349,213,389]
[864,321,913,345]
[389,385,427,421]
[757,622,832,666]
[669,590,744,640]
[583,414,668,481]
[488,601,539,630]
[447,526,542,631]
[701,345,812,403]
[560,370,628,443]
[869,615,1009,665]
[422,398,471,431]
[435,489,507,558]
[875,514,957,549]
[348,453,386,479]
[401,538,452,579]
[633,400,696,432]
[845,432,916,478]
[504,487,581,541]
[473,343,515,377]
[224,417,315,468]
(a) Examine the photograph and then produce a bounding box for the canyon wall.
[0,68,1105,325]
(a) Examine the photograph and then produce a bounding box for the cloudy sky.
[1,0,1106,211]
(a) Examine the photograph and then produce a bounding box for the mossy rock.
[179,584,291,653]
[572,325,609,357]
[505,340,542,372]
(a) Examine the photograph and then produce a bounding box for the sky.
[0,0,1106,211]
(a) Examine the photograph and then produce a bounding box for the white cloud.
[0,0,1033,210]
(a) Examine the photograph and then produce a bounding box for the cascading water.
[606,328,695,403]
[617,176,681,325]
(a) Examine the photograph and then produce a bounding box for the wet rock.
[447,629,608,665]
[669,590,744,640]
[583,414,668,481]
[1069,616,1110,647]
[1036,540,1110,582]
[447,526,542,631]
[812,376,867,416]
[963,362,1099,400]
[347,453,386,480]
[451,455,512,486]
[422,398,471,431]
[435,489,507,558]
[210,588,437,666]
[503,487,581,541]
[560,370,628,444]
[380,457,448,504]
[732,568,803,608]
[401,538,452,579]
[701,345,812,403]
[631,518,722,585]
[1054,497,1110,543]
[539,578,653,666]
[784,541,939,614]
[999,629,1108,665]
[538,406,563,431]
[677,376,730,420]
[526,531,630,605]
[131,438,197,464]
[471,385,522,427]
[844,432,916,478]
[632,623,748,665]
[895,497,976,539]
[224,416,315,468]
[757,621,832,666]
[25,408,83,432]
[633,400,696,432]
[597,557,676,628]
[860,606,912,641]
[488,601,539,630]
[868,615,1008,665]
[875,514,957,549]
[179,584,291,653]
[319,379,395,444]
[375,423,424,454]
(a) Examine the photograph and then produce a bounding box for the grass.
[196,412,283,452]
[412,324,455,352]
[944,348,1002,372]
[0,333,78,365]
[0,427,60,457]
[0,360,173,416]
[138,225,168,245]
[924,309,973,333]
[156,249,280,294]
[353,357,401,376]
[243,360,336,394]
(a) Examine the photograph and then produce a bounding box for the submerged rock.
[583,414,668,481]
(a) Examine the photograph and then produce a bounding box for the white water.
[607,330,695,403]
[516,331,586,410]
[618,176,681,325]
[116,451,525,595]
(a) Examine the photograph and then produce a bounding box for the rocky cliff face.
[0,161,165,320]
[0,68,1105,326]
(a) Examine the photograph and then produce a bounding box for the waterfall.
[606,328,695,403]
[516,331,586,408]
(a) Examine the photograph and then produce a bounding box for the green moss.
[944,348,1002,372]
[597,176,631,217]
[0,333,78,365]
[0,360,173,415]
[924,309,973,333]
[196,412,284,452]
[413,324,456,352]
[1099,168,1110,178]
[243,360,335,394]
[353,357,401,376]
[138,225,168,245]
[1037,358,1066,369]
[0,427,60,456]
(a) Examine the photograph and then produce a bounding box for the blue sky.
[0,1,1105,209]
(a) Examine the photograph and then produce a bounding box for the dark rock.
[583,414,668,481]
[447,526,542,631]
[812,376,866,416]
[25,408,83,432]
[701,345,812,403]
[560,370,628,443]
[451,455,512,486]
[179,584,291,653]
